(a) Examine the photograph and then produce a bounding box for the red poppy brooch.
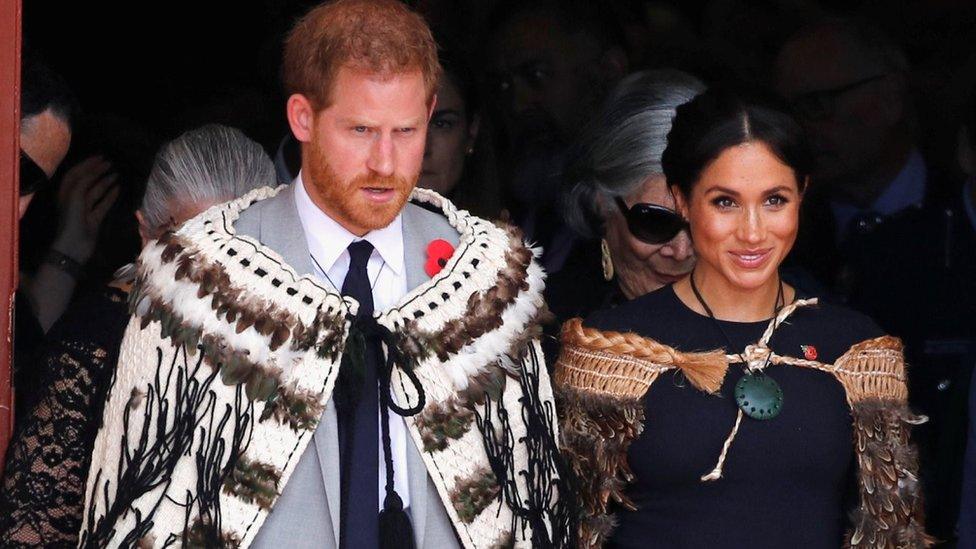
[425,239,455,277]
[801,345,818,360]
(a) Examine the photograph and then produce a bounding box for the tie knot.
[347,240,374,270]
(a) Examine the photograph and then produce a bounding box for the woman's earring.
[465,146,474,156]
[601,238,614,281]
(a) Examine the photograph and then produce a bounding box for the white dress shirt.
[293,173,410,512]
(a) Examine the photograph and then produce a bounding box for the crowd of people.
[4,0,976,547]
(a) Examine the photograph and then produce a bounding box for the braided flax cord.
[556,318,729,397]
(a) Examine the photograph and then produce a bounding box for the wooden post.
[0,0,21,475]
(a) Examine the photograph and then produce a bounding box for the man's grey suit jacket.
[235,183,461,549]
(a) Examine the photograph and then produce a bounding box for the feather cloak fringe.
[555,384,644,548]
[847,399,935,548]
[77,186,569,549]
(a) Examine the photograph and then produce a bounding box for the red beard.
[305,147,416,234]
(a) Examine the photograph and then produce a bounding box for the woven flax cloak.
[78,186,572,548]
[555,304,934,549]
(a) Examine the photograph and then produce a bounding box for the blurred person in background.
[14,55,81,423]
[0,124,276,547]
[418,40,503,219]
[775,18,976,538]
[485,0,628,273]
[18,57,73,220]
[548,69,702,329]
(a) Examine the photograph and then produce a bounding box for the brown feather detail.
[556,383,644,548]
[845,398,935,548]
[175,254,194,281]
[414,399,476,452]
[181,516,241,548]
[235,309,255,334]
[459,363,509,405]
[222,456,282,510]
[505,306,553,363]
[140,233,349,360]
[260,383,325,432]
[404,225,534,364]
[253,314,275,337]
[450,468,502,523]
[269,323,290,352]
[556,318,728,397]
[158,232,183,263]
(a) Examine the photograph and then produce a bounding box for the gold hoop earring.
[601,238,614,281]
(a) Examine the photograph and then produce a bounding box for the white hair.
[141,124,276,231]
[562,69,705,238]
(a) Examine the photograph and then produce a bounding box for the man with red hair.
[77,2,570,548]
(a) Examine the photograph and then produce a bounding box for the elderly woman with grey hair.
[546,70,704,327]
[0,124,275,547]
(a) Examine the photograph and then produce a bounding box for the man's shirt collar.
[293,171,405,277]
[832,149,927,241]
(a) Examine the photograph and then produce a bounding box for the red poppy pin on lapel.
[425,239,455,277]
[801,345,818,360]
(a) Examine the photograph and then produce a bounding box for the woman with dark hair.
[418,43,503,219]
[555,89,931,548]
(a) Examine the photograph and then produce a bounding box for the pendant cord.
[689,269,784,369]
[688,269,784,483]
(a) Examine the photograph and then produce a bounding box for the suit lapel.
[314,401,342,547]
[402,204,429,546]
[406,435,429,547]
[402,204,428,291]
[262,183,341,544]
[259,182,316,277]
[400,203,465,546]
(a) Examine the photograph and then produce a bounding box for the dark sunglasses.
[19,150,49,196]
[614,196,687,244]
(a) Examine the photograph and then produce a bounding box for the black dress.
[543,238,623,363]
[584,285,883,548]
[0,287,129,548]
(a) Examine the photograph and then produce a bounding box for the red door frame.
[0,0,21,475]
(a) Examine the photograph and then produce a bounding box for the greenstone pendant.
[734,373,783,420]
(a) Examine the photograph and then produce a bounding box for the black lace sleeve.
[0,287,129,548]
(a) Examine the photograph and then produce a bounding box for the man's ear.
[287,94,316,143]
[135,210,152,247]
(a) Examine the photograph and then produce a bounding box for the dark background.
[20,0,976,545]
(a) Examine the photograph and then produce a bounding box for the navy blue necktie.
[337,240,379,548]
